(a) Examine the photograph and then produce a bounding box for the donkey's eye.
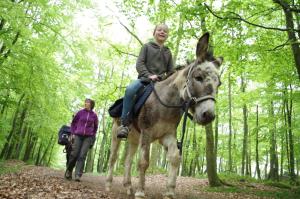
[195,76,203,82]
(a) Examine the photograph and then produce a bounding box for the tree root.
[219,178,235,187]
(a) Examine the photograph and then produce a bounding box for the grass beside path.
[0,159,25,175]
[204,173,300,199]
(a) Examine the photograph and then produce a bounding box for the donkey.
[105,32,223,199]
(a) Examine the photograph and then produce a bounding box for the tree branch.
[104,5,143,46]
[245,7,281,20]
[270,40,300,50]
[118,20,143,46]
[204,3,298,32]
[106,41,138,57]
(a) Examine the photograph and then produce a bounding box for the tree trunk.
[172,13,184,64]
[0,31,20,65]
[268,101,279,181]
[12,100,29,159]
[280,129,284,177]
[0,93,25,159]
[247,146,251,177]
[193,122,199,176]
[35,142,43,166]
[23,129,34,161]
[228,71,233,172]
[214,107,219,163]
[39,135,54,165]
[97,117,111,173]
[200,147,205,174]
[15,124,29,159]
[30,135,38,159]
[92,132,100,165]
[47,141,55,166]
[85,149,94,172]
[255,105,261,179]
[205,123,221,186]
[283,100,291,173]
[150,141,162,171]
[285,85,295,181]
[0,90,10,116]
[0,18,5,31]
[273,0,300,79]
[242,103,249,175]
[264,152,269,179]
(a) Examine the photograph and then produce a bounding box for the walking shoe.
[75,175,81,182]
[117,125,129,139]
[64,170,72,180]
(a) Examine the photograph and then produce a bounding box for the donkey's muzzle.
[201,110,215,124]
[194,100,216,125]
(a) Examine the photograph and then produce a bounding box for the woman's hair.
[153,24,169,35]
[85,98,95,110]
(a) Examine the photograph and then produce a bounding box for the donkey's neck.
[155,67,189,109]
[158,66,189,94]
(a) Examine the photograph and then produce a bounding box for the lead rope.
[178,99,193,156]
[151,82,185,108]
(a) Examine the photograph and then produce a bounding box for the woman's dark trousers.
[67,135,92,177]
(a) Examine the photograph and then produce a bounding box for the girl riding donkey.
[117,24,174,139]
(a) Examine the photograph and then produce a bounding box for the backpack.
[58,125,71,145]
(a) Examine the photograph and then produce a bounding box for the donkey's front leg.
[105,122,121,191]
[123,142,138,195]
[160,134,181,199]
[135,133,150,199]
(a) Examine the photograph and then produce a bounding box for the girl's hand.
[148,75,159,81]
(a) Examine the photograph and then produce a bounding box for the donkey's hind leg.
[160,134,181,199]
[105,120,121,191]
[123,141,138,195]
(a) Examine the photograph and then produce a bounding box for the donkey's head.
[183,33,223,125]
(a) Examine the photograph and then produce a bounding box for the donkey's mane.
[174,50,215,71]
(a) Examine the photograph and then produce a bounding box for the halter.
[152,61,216,108]
[183,62,216,105]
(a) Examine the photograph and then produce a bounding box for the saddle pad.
[108,84,153,118]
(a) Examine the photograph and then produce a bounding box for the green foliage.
[218,172,259,183]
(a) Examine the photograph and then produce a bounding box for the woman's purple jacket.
[71,108,98,136]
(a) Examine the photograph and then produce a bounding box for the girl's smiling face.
[153,24,169,44]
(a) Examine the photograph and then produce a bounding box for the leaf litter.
[0,161,285,199]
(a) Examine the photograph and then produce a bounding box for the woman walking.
[65,98,98,181]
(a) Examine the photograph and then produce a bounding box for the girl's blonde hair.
[153,24,169,35]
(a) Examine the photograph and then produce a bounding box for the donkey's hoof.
[134,191,145,199]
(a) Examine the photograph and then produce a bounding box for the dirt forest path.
[0,161,281,199]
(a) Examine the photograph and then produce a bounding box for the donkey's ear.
[196,32,209,61]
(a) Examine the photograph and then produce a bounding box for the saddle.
[108,84,153,119]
